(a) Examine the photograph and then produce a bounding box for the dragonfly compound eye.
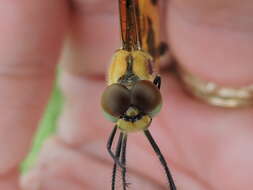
[131,80,162,116]
[101,84,131,121]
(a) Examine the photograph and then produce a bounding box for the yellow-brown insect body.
[119,0,161,62]
[103,0,162,133]
[137,0,160,62]
[108,49,154,86]
[106,49,155,133]
[104,1,177,189]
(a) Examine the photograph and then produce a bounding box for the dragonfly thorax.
[107,49,155,87]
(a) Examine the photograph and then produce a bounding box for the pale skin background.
[1,0,253,189]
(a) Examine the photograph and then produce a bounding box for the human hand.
[1,0,253,190]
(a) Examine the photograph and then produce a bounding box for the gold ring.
[176,64,253,108]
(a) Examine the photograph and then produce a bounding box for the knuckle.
[70,0,116,14]
[0,59,56,79]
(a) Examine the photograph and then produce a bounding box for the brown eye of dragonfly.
[101,84,131,119]
[131,80,162,115]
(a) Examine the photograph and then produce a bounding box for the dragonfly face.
[101,49,162,133]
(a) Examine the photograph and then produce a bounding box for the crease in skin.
[53,135,166,189]
[153,111,180,155]
[23,139,95,190]
[79,139,213,190]
[58,172,94,190]
[80,149,166,189]
[0,67,56,79]
[170,0,253,32]
[159,75,214,190]
[172,161,214,190]
[69,124,209,190]
[172,10,253,35]
[0,167,18,180]
[70,0,116,15]
[27,137,164,189]
[131,135,213,190]
[61,69,106,81]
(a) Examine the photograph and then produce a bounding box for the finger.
[0,0,68,188]
[56,0,120,160]
[62,0,119,76]
[168,0,253,86]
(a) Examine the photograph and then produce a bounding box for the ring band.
[176,65,253,108]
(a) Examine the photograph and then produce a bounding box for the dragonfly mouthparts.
[121,106,144,122]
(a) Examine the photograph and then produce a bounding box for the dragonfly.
[101,0,177,189]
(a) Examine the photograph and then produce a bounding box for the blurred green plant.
[21,81,63,173]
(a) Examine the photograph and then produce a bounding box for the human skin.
[0,0,253,189]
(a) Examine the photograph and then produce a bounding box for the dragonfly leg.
[158,42,169,57]
[107,125,125,169]
[144,129,177,190]
[112,132,124,190]
[120,133,129,190]
[153,75,161,89]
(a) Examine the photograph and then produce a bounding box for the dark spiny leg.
[158,42,169,57]
[144,130,177,190]
[112,133,124,190]
[120,133,129,190]
[107,126,125,168]
[153,75,161,89]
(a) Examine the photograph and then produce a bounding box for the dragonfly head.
[101,80,162,132]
